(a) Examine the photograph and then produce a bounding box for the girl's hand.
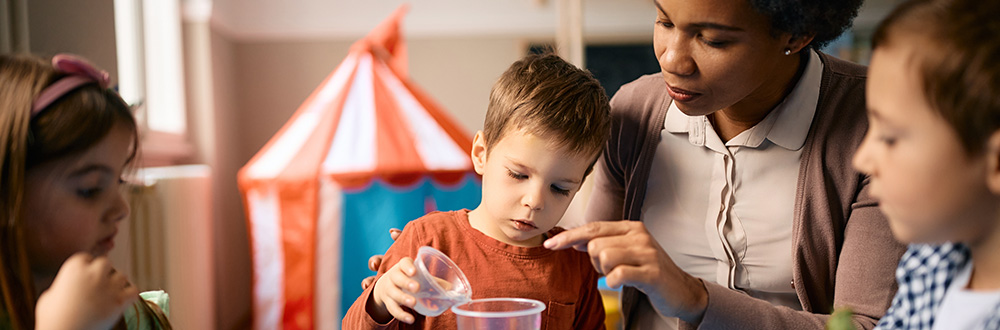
[35,253,138,330]
[368,257,419,324]
[543,221,709,324]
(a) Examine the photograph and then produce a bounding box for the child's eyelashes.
[878,135,898,147]
[76,178,124,199]
[550,185,570,196]
[506,168,572,196]
[506,169,528,180]
[77,187,104,199]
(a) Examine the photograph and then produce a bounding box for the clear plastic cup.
[411,246,472,316]
[451,298,546,330]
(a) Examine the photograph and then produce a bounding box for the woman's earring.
[784,49,792,56]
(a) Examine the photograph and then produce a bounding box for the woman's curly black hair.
[748,0,864,49]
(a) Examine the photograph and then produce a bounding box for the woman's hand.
[361,228,402,290]
[368,257,420,324]
[36,253,138,330]
[544,221,709,324]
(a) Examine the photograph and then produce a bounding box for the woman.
[543,0,904,329]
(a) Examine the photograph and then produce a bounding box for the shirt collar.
[663,50,824,151]
[762,49,823,150]
[664,101,689,133]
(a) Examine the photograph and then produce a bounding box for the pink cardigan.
[585,52,906,330]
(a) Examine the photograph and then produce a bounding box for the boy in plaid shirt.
[853,0,1000,328]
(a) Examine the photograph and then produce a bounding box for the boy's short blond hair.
[483,53,611,170]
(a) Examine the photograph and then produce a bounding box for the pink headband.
[30,54,111,118]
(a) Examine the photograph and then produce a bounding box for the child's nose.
[107,190,130,223]
[853,133,876,176]
[522,189,544,211]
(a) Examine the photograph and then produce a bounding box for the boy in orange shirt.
[343,53,610,329]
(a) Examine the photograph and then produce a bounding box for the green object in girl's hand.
[826,307,856,330]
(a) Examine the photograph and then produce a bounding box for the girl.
[1,54,171,330]
[853,0,1000,328]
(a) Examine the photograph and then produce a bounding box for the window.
[115,0,193,165]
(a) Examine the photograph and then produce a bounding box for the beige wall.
[209,29,254,330]
[408,37,525,133]
[231,39,351,160]
[230,36,525,162]
[27,0,118,84]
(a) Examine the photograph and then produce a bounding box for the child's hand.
[368,257,420,324]
[361,228,402,290]
[35,253,139,330]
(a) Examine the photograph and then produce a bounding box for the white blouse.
[634,50,824,329]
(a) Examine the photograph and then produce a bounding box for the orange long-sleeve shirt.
[342,210,606,329]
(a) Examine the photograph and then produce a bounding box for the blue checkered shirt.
[875,243,1000,330]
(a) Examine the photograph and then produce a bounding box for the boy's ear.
[471,131,487,175]
[986,130,1000,195]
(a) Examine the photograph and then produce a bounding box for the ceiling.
[209,0,654,40]
[206,0,904,41]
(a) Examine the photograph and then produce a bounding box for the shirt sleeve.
[139,290,169,317]
[581,85,635,224]
[124,291,171,330]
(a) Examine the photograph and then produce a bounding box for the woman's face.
[653,0,797,116]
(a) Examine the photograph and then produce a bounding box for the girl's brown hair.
[872,0,1000,154]
[0,54,167,329]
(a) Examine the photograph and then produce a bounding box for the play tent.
[238,6,481,329]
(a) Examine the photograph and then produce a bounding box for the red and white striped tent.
[238,5,481,329]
